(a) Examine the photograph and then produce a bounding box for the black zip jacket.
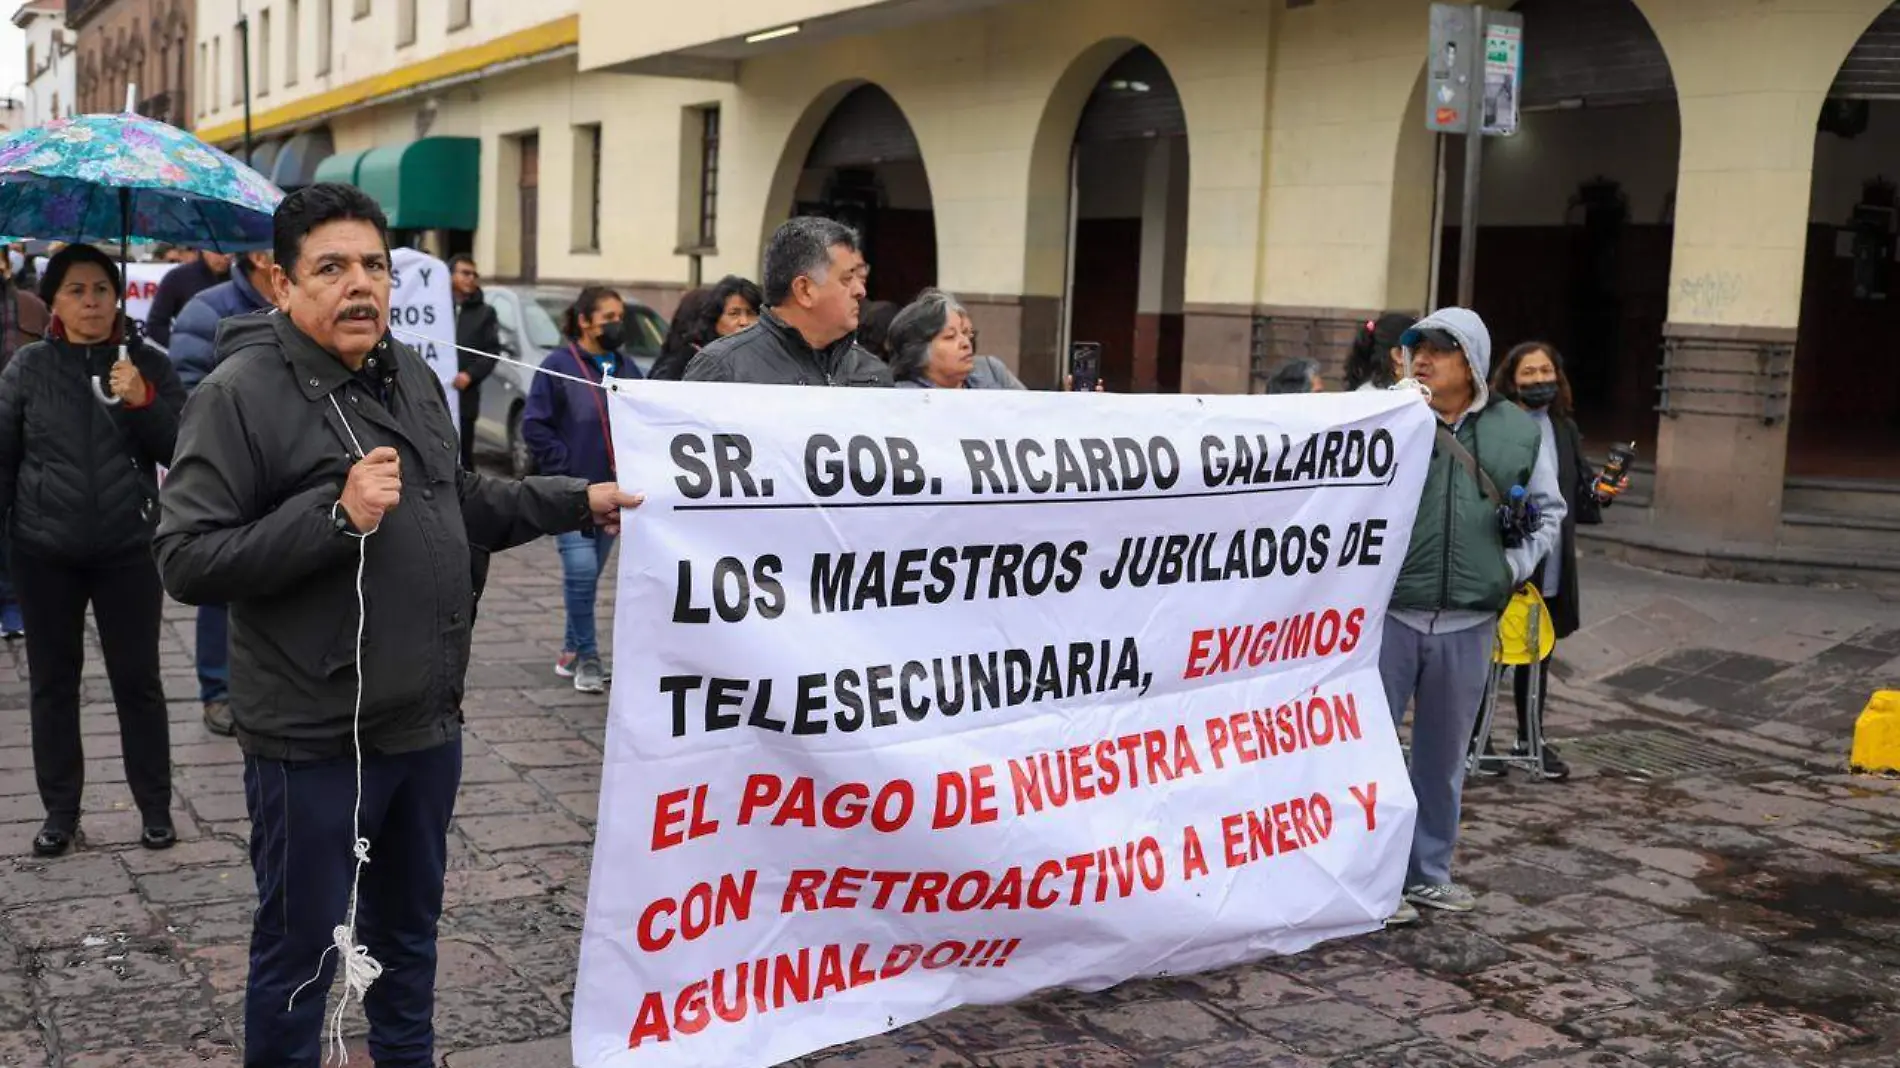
[0,333,184,563]
[154,314,592,761]
[683,310,892,386]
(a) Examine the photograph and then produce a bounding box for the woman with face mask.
[520,286,642,696]
[1477,341,1627,782]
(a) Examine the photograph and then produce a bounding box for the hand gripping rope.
[287,393,386,1066]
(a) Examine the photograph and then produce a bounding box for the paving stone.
[456,813,593,852]
[1241,998,1419,1057]
[924,1002,1078,1053]
[2,894,160,951]
[1148,1036,1322,1067]
[0,855,134,906]
[428,978,568,1049]
[981,1040,1136,1067]
[1373,923,1515,977]
[1418,1006,1577,1062]
[117,838,245,876]
[132,865,252,906]
[1339,1041,1496,1068]
[452,782,556,816]
[1334,969,1475,1018]
[1176,965,1330,1010]
[1076,999,1242,1052]
[33,941,191,1000]
[1466,959,1637,1022]
[489,739,600,768]
[441,1037,570,1068]
[1617,922,1764,967]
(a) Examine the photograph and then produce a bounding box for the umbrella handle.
[91,347,133,407]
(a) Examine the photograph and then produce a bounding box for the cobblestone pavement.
[0,547,1896,1067]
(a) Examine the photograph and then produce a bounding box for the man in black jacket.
[684,216,892,386]
[448,254,499,469]
[153,184,640,1068]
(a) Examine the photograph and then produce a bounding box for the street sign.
[1482,12,1525,136]
[1427,3,1479,134]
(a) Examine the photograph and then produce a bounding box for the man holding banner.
[1380,307,1564,923]
[574,369,1435,1066]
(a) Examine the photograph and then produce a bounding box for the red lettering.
[782,869,824,913]
[1184,628,1214,678]
[628,991,670,1047]
[1350,782,1378,830]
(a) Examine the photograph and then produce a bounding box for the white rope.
[286,394,384,1066]
[388,327,623,394]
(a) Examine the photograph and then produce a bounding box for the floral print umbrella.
[0,113,282,251]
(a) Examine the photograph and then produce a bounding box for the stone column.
[1644,0,1886,543]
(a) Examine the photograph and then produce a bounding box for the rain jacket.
[0,328,184,563]
[1389,307,1564,622]
[167,264,273,391]
[683,310,892,387]
[154,315,594,761]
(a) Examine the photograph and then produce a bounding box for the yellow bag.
[1494,584,1556,666]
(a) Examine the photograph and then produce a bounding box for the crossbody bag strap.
[1434,423,1504,507]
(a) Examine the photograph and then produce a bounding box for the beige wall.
[1646,0,1890,329]
[579,0,883,70]
[701,0,1273,309]
[459,58,735,287]
[197,0,580,133]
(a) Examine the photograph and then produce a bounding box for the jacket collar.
[760,308,852,373]
[276,314,388,402]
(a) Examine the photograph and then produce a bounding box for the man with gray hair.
[684,216,892,387]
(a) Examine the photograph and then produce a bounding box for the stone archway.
[760,81,938,306]
[1020,39,1190,393]
[1429,0,1681,456]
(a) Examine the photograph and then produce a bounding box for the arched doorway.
[1790,5,1900,489]
[1436,0,1678,456]
[788,84,937,305]
[1067,47,1189,394]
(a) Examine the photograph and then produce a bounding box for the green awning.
[355,138,481,231]
[311,149,368,187]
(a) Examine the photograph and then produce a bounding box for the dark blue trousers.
[196,603,229,704]
[242,738,462,1068]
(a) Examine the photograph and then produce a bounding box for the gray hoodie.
[1391,306,1567,635]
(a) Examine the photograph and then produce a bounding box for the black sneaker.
[202,700,235,737]
[1511,741,1571,782]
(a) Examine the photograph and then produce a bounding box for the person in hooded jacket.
[1380,306,1565,924]
[684,217,892,387]
[0,243,187,857]
[521,285,643,695]
[1472,341,1628,782]
[168,248,278,739]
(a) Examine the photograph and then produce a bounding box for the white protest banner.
[389,247,458,427]
[576,385,1434,1068]
[123,261,176,324]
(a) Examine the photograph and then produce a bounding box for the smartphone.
[1069,342,1101,393]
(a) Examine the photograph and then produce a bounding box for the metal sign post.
[1427,3,1524,309]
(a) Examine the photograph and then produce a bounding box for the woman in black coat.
[0,244,186,855]
[1483,341,1626,781]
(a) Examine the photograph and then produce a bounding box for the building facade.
[15,0,76,124]
[195,0,1900,577]
[69,0,193,125]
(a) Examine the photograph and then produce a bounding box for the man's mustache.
[335,303,381,324]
